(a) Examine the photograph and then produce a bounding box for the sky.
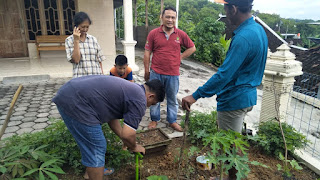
[212,0,320,21]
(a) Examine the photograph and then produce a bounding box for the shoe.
[104,167,115,175]
[170,122,183,132]
[148,121,158,129]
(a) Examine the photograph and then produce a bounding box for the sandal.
[104,167,115,175]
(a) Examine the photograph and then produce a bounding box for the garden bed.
[136,128,172,154]
[109,138,319,180]
[59,137,319,180]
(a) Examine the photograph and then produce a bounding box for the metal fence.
[293,72,320,98]
[287,72,320,160]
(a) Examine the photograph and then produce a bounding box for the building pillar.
[122,0,139,71]
[260,44,303,122]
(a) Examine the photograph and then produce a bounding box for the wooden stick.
[0,85,23,140]
[177,111,190,180]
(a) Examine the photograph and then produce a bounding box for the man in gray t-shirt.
[52,75,165,180]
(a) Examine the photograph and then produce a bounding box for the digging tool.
[0,85,23,140]
[177,110,190,180]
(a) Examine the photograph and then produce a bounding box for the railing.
[287,72,320,160]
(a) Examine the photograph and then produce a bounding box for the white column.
[175,0,179,28]
[121,0,139,71]
[260,44,303,123]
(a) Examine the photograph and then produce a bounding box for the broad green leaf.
[45,167,65,174]
[39,170,45,180]
[40,159,57,168]
[43,170,58,180]
[22,168,38,177]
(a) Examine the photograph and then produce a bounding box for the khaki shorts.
[217,106,253,133]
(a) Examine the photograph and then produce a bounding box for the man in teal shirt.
[182,0,268,179]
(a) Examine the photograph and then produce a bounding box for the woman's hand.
[73,26,81,41]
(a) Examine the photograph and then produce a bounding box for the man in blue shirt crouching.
[53,75,165,180]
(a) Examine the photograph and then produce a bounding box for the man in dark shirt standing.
[52,75,165,180]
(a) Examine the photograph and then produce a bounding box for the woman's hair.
[73,12,92,27]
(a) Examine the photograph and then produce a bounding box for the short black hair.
[145,79,165,102]
[162,6,177,16]
[74,12,92,27]
[115,55,128,66]
[225,3,252,13]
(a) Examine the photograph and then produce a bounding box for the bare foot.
[170,122,183,132]
[148,121,158,129]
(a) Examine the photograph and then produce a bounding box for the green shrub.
[2,119,133,174]
[213,34,231,67]
[183,111,218,144]
[192,17,225,63]
[204,130,268,180]
[257,120,309,156]
[0,144,65,180]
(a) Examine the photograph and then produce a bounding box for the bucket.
[196,155,212,170]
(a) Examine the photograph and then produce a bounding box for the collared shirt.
[110,66,133,81]
[192,17,268,111]
[145,25,194,76]
[52,75,146,130]
[65,34,106,78]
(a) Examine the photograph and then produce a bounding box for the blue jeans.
[57,106,107,168]
[150,69,179,124]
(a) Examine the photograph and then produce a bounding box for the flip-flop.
[104,167,115,175]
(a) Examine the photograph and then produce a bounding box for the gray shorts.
[217,106,253,133]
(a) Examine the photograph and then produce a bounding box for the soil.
[59,137,320,180]
[136,129,167,146]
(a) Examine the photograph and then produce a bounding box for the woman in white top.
[65,12,105,78]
